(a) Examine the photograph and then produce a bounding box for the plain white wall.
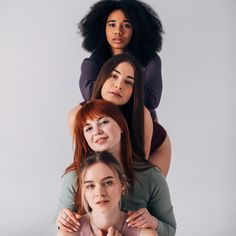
[0,0,235,235]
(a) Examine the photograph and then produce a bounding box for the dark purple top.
[79,52,163,120]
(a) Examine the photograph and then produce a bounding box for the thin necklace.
[89,212,126,236]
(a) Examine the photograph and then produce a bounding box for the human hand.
[97,226,121,236]
[56,208,81,232]
[126,208,158,230]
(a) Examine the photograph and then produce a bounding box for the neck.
[110,145,121,162]
[112,48,127,56]
[90,210,125,235]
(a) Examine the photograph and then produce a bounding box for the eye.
[84,126,92,132]
[99,120,109,126]
[125,80,134,86]
[103,180,113,187]
[111,73,118,79]
[108,22,116,27]
[122,23,132,29]
[86,184,95,189]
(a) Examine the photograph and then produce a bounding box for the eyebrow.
[107,19,131,23]
[113,69,134,80]
[84,176,114,184]
[84,116,109,127]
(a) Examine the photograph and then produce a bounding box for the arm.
[79,57,101,101]
[55,171,80,232]
[144,106,153,159]
[148,169,176,236]
[149,134,171,177]
[68,104,82,138]
[144,54,163,110]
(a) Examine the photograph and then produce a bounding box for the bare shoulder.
[140,228,158,236]
[144,106,150,115]
[144,106,152,121]
[68,104,82,120]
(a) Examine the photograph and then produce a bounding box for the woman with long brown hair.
[69,53,171,176]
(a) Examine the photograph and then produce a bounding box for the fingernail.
[76,222,80,226]
[126,219,129,222]
[73,228,78,231]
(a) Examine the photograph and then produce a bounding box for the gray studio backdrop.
[0,0,235,235]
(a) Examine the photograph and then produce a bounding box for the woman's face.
[82,162,123,214]
[83,116,122,157]
[105,9,133,55]
[101,62,134,106]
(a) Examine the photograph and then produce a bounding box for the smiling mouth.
[95,137,108,144]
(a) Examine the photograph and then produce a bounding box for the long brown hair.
[91,53,145,159]
[77,151,128,214]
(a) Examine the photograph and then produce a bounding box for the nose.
[95,185,106,197]
[94,125,103,136]
[114,80,122,90]
[114,25,123,35]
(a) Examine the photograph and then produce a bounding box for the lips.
[96,200,109,205]
[109,91,122,98]
[112,38,124,43]
[95,137,108,144]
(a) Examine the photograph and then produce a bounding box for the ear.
[121,184,125,194]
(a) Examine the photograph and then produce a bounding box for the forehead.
[107,9,127,20]
[114,62,134,75]
[84,115,117,125]
[83,162,116,180]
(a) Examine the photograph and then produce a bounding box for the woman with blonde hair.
[57,151,157,236]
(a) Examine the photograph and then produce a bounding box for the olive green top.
[56,167,176,236]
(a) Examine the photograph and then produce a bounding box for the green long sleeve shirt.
[56,167,176,236]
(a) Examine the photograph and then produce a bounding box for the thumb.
[97,228,103,236]
[128,210,134,216]
[107,226,114,235]
[75,213,81,220]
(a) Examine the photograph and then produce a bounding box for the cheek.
[124,87,133,101]
[101,81,111,97]
[110,127,122,141]
[129,30,133,40]
[84,133,92,145]
[101,87,106,99]
[128,87,133,96]
[105,28,112,40]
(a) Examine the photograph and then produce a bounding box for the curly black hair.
[79,0,164,66]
